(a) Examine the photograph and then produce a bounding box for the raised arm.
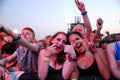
[0,24,40,52]
[38,44,59,80]
[91,18,103,43]
[75,0,92,41]
[105,31,112,42]
[62,45,78,80]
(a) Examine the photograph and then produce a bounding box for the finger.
[49,44,56,49]
[75,0,77,4]
[51,44,57,47]
[75,0,79,5]
[53,46,57,49]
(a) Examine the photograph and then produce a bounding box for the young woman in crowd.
[38,31,77,80]
[67,31,111,80]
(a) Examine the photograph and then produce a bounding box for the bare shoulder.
[106,42,115,54]
[107,42,114,48]
[40,49,46,53]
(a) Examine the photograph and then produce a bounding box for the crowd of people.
[0,0,120,80]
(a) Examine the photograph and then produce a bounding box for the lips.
[75,42,82,49]
[54,45,61,49]
[54,46,63,53]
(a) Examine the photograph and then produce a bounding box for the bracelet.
[72,78,77,80]
[68,55,77,62]
[43,60,50,64]
[13,34,21,41]
[81,11,87,15]
[68,55,73,62]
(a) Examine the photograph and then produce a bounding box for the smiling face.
[21,29,34,42]
[72,24,84,34]
[68,32,86,54]
[51,32,67,53]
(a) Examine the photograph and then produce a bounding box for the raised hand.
[75,0,86,13]
[46,44,58,57]
[64,45,76,59]
[96,18,103,29]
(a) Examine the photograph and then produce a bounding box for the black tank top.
[78,60,101,76]
[78,60,104,80]
[46,65,64,80]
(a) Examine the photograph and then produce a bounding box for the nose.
[58,41,64,46]
[75,39,82,45]
[59,41,63,45]
[21,33,26,38]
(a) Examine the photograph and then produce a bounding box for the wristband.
[68,55,73,62]
[68,55,77,62]
[81,11,87,15]
[43,60,50,64]
[72,78,77,80]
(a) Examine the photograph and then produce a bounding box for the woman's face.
[51,33,67,53]
[21,29,34,42]
[68,33,86,54]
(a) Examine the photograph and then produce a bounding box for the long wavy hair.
[49,31,67,65]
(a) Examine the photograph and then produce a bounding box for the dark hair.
[23,27,35,38]
[99,40,111,48]
[67,32,85,57]
[67,31,84,44]
[1,42,18,54]
[49,31,67,45]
